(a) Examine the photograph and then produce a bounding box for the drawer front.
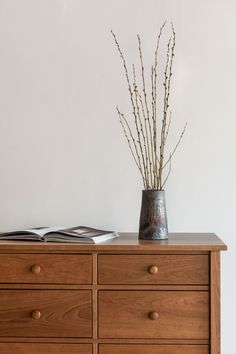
[0,343,92,354]
[0,254,92,284]
[99,345,209,354]
[99,291,209,339]
[98,254,209,285]
[0,290,92,337]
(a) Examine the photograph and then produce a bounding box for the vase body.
[139,190,168,240]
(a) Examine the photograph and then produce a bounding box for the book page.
[59,226,113,237]
[24,226,64,237]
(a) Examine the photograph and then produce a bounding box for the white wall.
[0,0,235,351]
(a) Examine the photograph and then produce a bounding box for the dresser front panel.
[99,344,209,354]
[0,234,226,354]
[0,254,92,284]
[98,254,209,285]
[0,290,92,337]
[98,290,209,339]
[0,343,92,354]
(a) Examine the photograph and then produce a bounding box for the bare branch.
[137,90,153,188]
[116,106,147,188]
[112,25,186,191]
[161,154,172,189]
[111,31,135,113]
[137,34,155,188]
[165,110,172,141]
[158,25,176,188]
[163,122,187,169]
[157,36,172,189]
[153,22,166,184]
[112,31,148,184]
[151,65,158,188]
[133,64,150,188]
[111,32,138,134]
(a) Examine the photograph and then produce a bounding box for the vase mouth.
[142,189,165,192]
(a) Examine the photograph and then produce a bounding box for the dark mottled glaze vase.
[139,190,168,240]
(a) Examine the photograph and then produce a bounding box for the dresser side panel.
[210,251,221,354]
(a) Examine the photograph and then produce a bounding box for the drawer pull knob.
[148,265,158,274]
[31,310,41,320]
[148,311,159,320]
[31,265,41,274]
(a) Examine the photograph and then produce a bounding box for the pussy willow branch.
[116,106,146,187]
[151,65,158,188]
[153,22,166,187]
[163,122,187,169]
[161,154,172,189]
[112,24,186,190]
[133,64,150,188]
[158,24,176,189]
[111,30,147,185]
[165,110,172,141]
[137,35,155,188]
[137,90,153,188]
[158,36,172,189]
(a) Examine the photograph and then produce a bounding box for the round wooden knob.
[31,265,41,274]
[148,311,159,320]
[31,310,41,320]
[148,265,158,275]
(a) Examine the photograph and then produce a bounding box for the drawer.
[99,344,209,354]
[0,254,92,284]
[98,254,209,285]
[0,343,92,354]
[0,290,92,337]
[98,291,209,339]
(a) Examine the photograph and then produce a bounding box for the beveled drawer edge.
[0,248,211,255]
[97,285,210,290]
[0,284,94,289]
[0,338,210,344]
[0,252,93,255]
[0,284,210,291]
[97,339,210,344]
[98,251,210,255]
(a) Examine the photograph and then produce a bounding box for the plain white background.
[0,0,235,351]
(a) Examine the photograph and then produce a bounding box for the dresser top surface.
[0,233,227,252]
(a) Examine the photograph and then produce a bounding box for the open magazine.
[0,226,119,244]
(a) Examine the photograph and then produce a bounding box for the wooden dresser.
[0,233,226,354]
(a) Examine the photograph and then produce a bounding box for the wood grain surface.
[0,254,92,284]
[0,233,227,252]
[0,343,92,354]
[99,344,209,354]
[98,254,209,285]
[211,252,220,354]
[98,290,209,339]
[0,290,92,337]
[0,234,226,354]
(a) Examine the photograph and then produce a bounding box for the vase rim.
[142,189,165,192]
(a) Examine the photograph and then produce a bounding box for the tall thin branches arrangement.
[112,23,187,190]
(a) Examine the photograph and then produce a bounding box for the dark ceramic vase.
[138,190,168,240]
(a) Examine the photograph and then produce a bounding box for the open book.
[0,226,119,244]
